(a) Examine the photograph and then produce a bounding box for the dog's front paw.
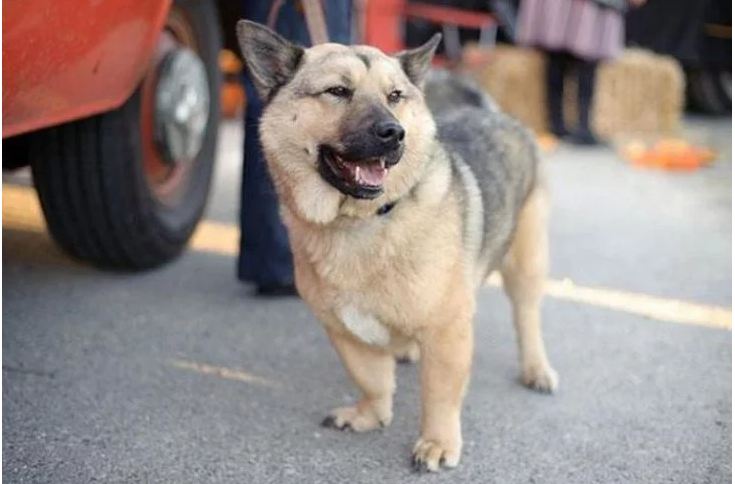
[522,363,559,393]
[321,403,391,432]
[411,437,461,472]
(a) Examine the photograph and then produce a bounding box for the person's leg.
[545,51,569,138]
[238,1,307,294]
[569,58,599,145]
[238,73,296,292]
[324,0,353,43]
[238,1,351,294]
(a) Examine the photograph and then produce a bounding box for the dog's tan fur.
[237,21,557,472]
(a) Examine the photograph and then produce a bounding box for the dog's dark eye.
[325,86,352,98]
[387,90,402,104]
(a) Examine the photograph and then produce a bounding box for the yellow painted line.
[486,273,731,330]
[544,279,732,330]
[3,184,46,233]
[4,184,731,330]
[189,220,239,256]
[169,359,279,387]
[2,184,240,255]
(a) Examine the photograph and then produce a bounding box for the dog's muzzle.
[317,142,404,200]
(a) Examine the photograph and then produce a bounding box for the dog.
[236,21,558,472]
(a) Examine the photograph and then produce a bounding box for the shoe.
[550,126,571,139]
[256,283,298,297]
[566,130,600,146]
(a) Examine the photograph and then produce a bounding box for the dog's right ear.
[236,20,304,100]
[395,33,442,88]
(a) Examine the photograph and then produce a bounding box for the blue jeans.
[238,0,352,286]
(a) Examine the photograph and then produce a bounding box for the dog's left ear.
[395,33,442,88]
[236,20,305,100]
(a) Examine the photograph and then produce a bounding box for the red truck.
[3,0,233,269]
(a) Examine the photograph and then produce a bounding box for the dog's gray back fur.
[425,71,539,282]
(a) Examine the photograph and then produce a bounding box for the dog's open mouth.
[318,145,394,199]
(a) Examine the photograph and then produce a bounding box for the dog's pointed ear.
[395,33,442,88]
[236,20,305,100]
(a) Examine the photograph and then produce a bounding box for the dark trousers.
[238,0,352,286]
[546,51,597,136]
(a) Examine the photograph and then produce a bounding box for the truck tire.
[30,0,222,270]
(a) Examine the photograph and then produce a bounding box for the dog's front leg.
[321,327,396,432]
[413,316,473,472]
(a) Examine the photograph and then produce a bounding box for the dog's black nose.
[374,121,405,143]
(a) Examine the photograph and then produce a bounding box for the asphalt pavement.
[3,116,731,483]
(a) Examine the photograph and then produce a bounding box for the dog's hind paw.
[321,404,391,432]
[522,364,559,394]
[411,438,461,472]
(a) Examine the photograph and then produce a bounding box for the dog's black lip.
[317,145,385,200]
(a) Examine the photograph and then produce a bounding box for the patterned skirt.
[516,0,625,61]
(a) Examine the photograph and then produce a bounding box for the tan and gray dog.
[236,21,558,472]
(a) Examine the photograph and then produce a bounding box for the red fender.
[2,0,172,137]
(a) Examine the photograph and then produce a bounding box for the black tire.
[30,0,222,270]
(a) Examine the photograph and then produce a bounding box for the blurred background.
[2,0,732,482]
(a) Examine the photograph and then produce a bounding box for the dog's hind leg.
[321,328,395,432]
[500,185,559,393]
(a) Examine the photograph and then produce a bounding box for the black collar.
[376,201,396,216]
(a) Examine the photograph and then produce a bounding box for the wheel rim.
[140,6,211,206]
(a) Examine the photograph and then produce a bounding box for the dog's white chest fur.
[338,305,390,346]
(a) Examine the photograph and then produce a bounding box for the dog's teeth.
[354,166,361,182]
[380,159,386,169]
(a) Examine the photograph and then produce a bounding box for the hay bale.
[468,45,548,132]
[467,46,685,140]
[592,48,685,140]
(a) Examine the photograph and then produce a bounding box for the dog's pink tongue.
[356,163,387,186]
